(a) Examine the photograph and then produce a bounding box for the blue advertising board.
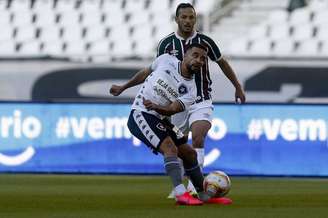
[0,103,328,176]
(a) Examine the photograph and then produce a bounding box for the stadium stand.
[0,0,327,61]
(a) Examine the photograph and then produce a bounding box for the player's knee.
[160,137,178,156]
[192,134,205,148]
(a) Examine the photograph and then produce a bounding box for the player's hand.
[235,87,246,104]
[143,97,157,110]
[109,85,124,96]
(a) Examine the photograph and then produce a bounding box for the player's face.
[185,47,207,73]
[175,7,196,34]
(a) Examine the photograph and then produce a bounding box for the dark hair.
[186,43,208,53]
[175,3,195,17]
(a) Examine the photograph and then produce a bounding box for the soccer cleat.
[176,192,203,206]
[167,189,175,199]
[204,197,233,205]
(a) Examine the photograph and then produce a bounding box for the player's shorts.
[127,109,187,155]
[171,100,213,133]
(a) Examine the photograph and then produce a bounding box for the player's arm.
[109,67,151,96]
[216,58,246,103]
[143,98,184,116]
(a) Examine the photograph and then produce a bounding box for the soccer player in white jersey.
[111,3,246,197]
[113,44,232,205]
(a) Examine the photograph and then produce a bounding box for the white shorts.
[171,100,214,133]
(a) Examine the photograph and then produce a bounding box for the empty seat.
[291,24,313,41]
[0,41,17,56]
[11,12,32,27]
[102,0,123,13]
[78,0,100,13]
[128,11,150,27]
[14,26,36,42]
[55,0,76,13]
[109,26,131,42]
[248,39,272,56]
[269,24,291,40]
[225,38,249,56]
[103,11,125,28]
[0,11,11,25]
[124,0,146,13]
[296,39,319,57]
[0,1,8,10]
[32,0,54,13]
[315,25,328,40]
[134,38,156,58]
[132,25,153,41]
[18,41,41,56]
[111,39,133,59]
[87,39,111,56]
[154,23,174,41]
[81,12,102,27]
[312,11,328,26]
[147,0,169,12]
[61,26,83,42]
[39,26,61,43]
[0,26,13,41]
[34,11,57,27]
[272,39,295,56]
[266,10,289,25]
[58,11,80,27]
[289,7,312,26]
[84,25,107,42]
[42,41,64,56]
[64,41,86,56]
[320,41,328,57]
[247,24,268,41]
[9,0,31,12]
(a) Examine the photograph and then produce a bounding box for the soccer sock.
[183,160,204,193]
[178,157,185,179]
[164,156,185,195]
[195,148,205,169]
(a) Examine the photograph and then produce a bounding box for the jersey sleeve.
[156,36,172,57]
[150,54,166,71]
[201,34,222,62]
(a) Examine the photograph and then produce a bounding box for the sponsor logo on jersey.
[178,84,188,95]
[170,49,179,56]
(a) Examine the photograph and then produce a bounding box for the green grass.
[0,174,328,218]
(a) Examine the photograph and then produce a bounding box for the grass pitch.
[0,174,327,218]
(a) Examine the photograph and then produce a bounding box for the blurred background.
[1,0,327,103]
[0,0,328,176]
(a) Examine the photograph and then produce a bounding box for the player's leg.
[127,110,202,205]
[186,106,213,193]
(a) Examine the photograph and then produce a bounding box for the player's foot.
[187,180,198,198]
[176,192,203,206]
[167,189,175,199]
[204,197,233,205]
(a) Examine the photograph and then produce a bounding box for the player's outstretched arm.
[109,67,152,96]
[216,57,246,103]
[143,98,184,116]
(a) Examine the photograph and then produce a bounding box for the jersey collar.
[174,31,197,44]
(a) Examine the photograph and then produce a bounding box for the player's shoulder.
[196,31,215,42]
[158,32,175,45]
[157,53,178,62]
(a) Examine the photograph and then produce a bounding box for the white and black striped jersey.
[131,54,196,118]
[157,31,222,103]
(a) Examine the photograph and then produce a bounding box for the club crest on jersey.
[170,49,179,56]
[178,84,188,95]
[156,123,166,131]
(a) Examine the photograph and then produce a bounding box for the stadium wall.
[0,102,327,176]
[1,59,328,103]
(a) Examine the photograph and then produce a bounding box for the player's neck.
[177,29,194,40]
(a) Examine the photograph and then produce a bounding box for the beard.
[187,64,200,74]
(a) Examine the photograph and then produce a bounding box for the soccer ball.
[203,171,231,197]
